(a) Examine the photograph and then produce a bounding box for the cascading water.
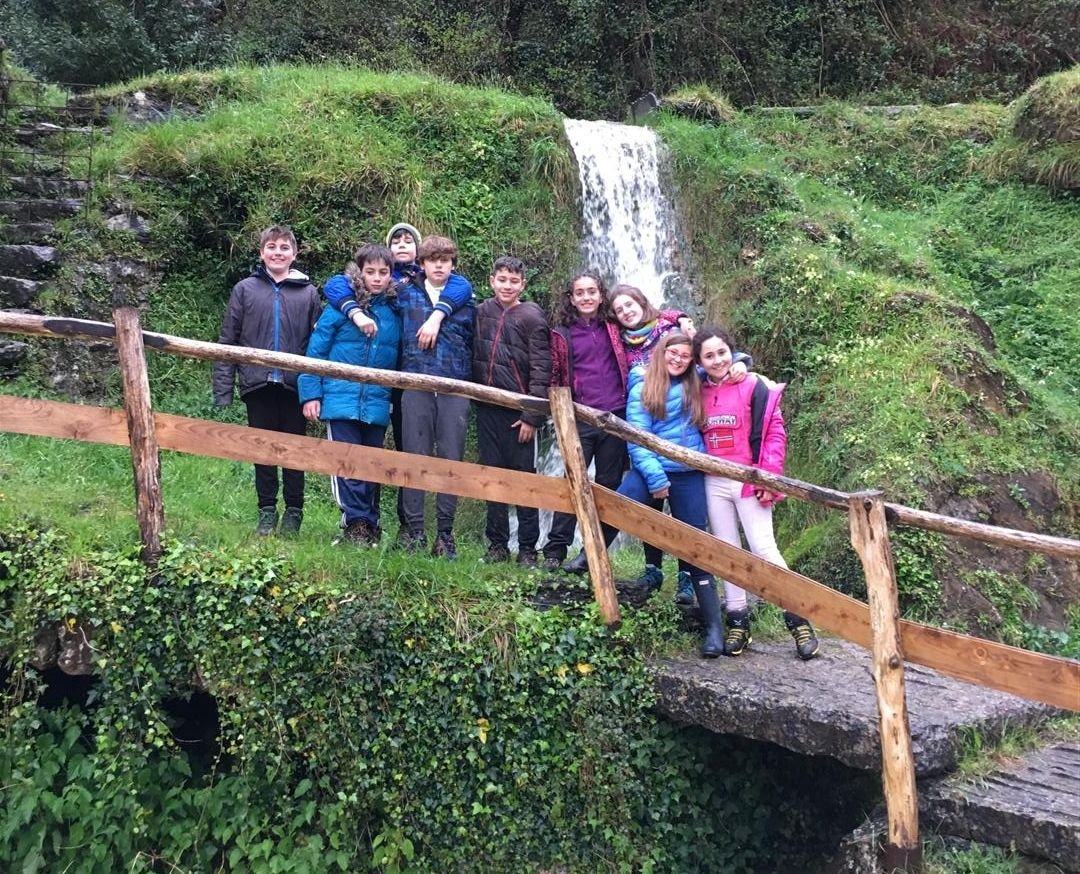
[530,119,694,553]
[561,118,689,308]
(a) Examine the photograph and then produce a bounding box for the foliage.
[0,523,863,872]
[662,85,737,125]
[3,0,1078,117]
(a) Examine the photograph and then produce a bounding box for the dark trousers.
[372,389,406,527]
[243,384,306,510]
[612,469,710,580]
[543,419,626,559]
[477,403,539,551]
[327,420,387,527]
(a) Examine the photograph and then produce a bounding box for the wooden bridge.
[1,307,1078,871]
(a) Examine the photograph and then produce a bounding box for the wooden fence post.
[113,305,164,564]
[548,387,620,625]
[849,492,921,872]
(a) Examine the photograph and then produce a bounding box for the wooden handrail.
[1,310,1076,560]
[3,394,1078,713]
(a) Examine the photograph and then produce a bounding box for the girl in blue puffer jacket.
[566,331,725,657]
[299,244,401,547]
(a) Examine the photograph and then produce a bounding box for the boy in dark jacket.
[212,225,321,536]
[472,256,552,566]
[299,244,401,547]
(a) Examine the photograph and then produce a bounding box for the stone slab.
[0,275,44,307]
[922,742,1080,871]
[0,244,60,278]
[651,639,1055,775]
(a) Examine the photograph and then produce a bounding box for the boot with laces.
[431,531,458,560]
[255,507,278,537]
[675,570,696,605]
[784,612,821,660]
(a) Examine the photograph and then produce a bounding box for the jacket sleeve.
[436,273,474,318]
[323,273,358,319]
[297,308,339,405]
[212,284,243,405]
[733,350,753,370]
[625,374,668,493]
[521,311,552,426]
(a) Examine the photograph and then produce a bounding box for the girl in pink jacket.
[694,326,820,660]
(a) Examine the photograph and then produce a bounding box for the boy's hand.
[511,419,536,443]
[416,312,445,350]
[350,311,377,336]
[677,316,696,338]
[726,361,748,383]
[302,400,321,421]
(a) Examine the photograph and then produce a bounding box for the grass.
[953,715,1080,779]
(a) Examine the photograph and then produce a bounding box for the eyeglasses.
[664,350,693,362]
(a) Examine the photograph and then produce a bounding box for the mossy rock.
[662,85,736,125]
[1011,66,1080,146]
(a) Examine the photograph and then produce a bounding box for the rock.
[106,212,152,239]
[921,742,1080,872]
[0,222,56,244]
[651,639,1054,775]
[825,813,888,874]
[0,276,43,307]
[0,198,81,221]
[0,340,29,375]
[28,623,59,671]
[0,244,60,278]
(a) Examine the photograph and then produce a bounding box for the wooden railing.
[2,308,1079,871]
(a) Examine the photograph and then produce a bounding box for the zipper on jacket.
[271,281,281,383]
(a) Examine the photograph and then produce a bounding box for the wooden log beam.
[0,395,574,514]
[850,493,921,871]
[1,395,1078,712]
[591,485,1080,712]
[2,310,1078,561]
[549,387,619,626]
[113,306,164,564]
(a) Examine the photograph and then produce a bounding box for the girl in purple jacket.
[694,326,820,660]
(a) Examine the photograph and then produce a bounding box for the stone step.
[13,123,95,146]
[0,199,82,221]
[0,276,45,308]
[0,222,56,244]
[0,339,30,376]
[6,176,90,197]
[0,244,61,278]
[922,742,1080,871]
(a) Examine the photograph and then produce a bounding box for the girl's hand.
[302,400,321,422]
[754,486,778,505]
[726,361,748,383]
[351,311,377,336]
[650,486,670,500]
[677,316,696,339]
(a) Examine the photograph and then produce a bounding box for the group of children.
[213,223,820,660]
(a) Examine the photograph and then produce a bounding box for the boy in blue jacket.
[299,244,402,546]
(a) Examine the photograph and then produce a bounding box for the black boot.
[784,612,820,660]
[562,550,589,575]
[693,577,724,658]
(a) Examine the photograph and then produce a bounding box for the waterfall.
[562,118,691,309]
[530,119,693,555]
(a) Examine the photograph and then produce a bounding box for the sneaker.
[675,570,696,605]
[256,507,278,537]
[541,554,564,572]
[395,527,427,552]
[724,609,752,657]
[482,544,511,564]
[342,519,379,547]
[784,612,820,661]
[635,563,663,593]
[279,506,303,537]
[431,531,458,560]
[516,548,538,568]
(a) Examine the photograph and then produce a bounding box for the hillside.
[0,63,1077,873]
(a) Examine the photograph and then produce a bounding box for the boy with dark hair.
[299,244,401,546]
[213,224,321,536]
[472,256,552,566]
[396,234,475,558]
